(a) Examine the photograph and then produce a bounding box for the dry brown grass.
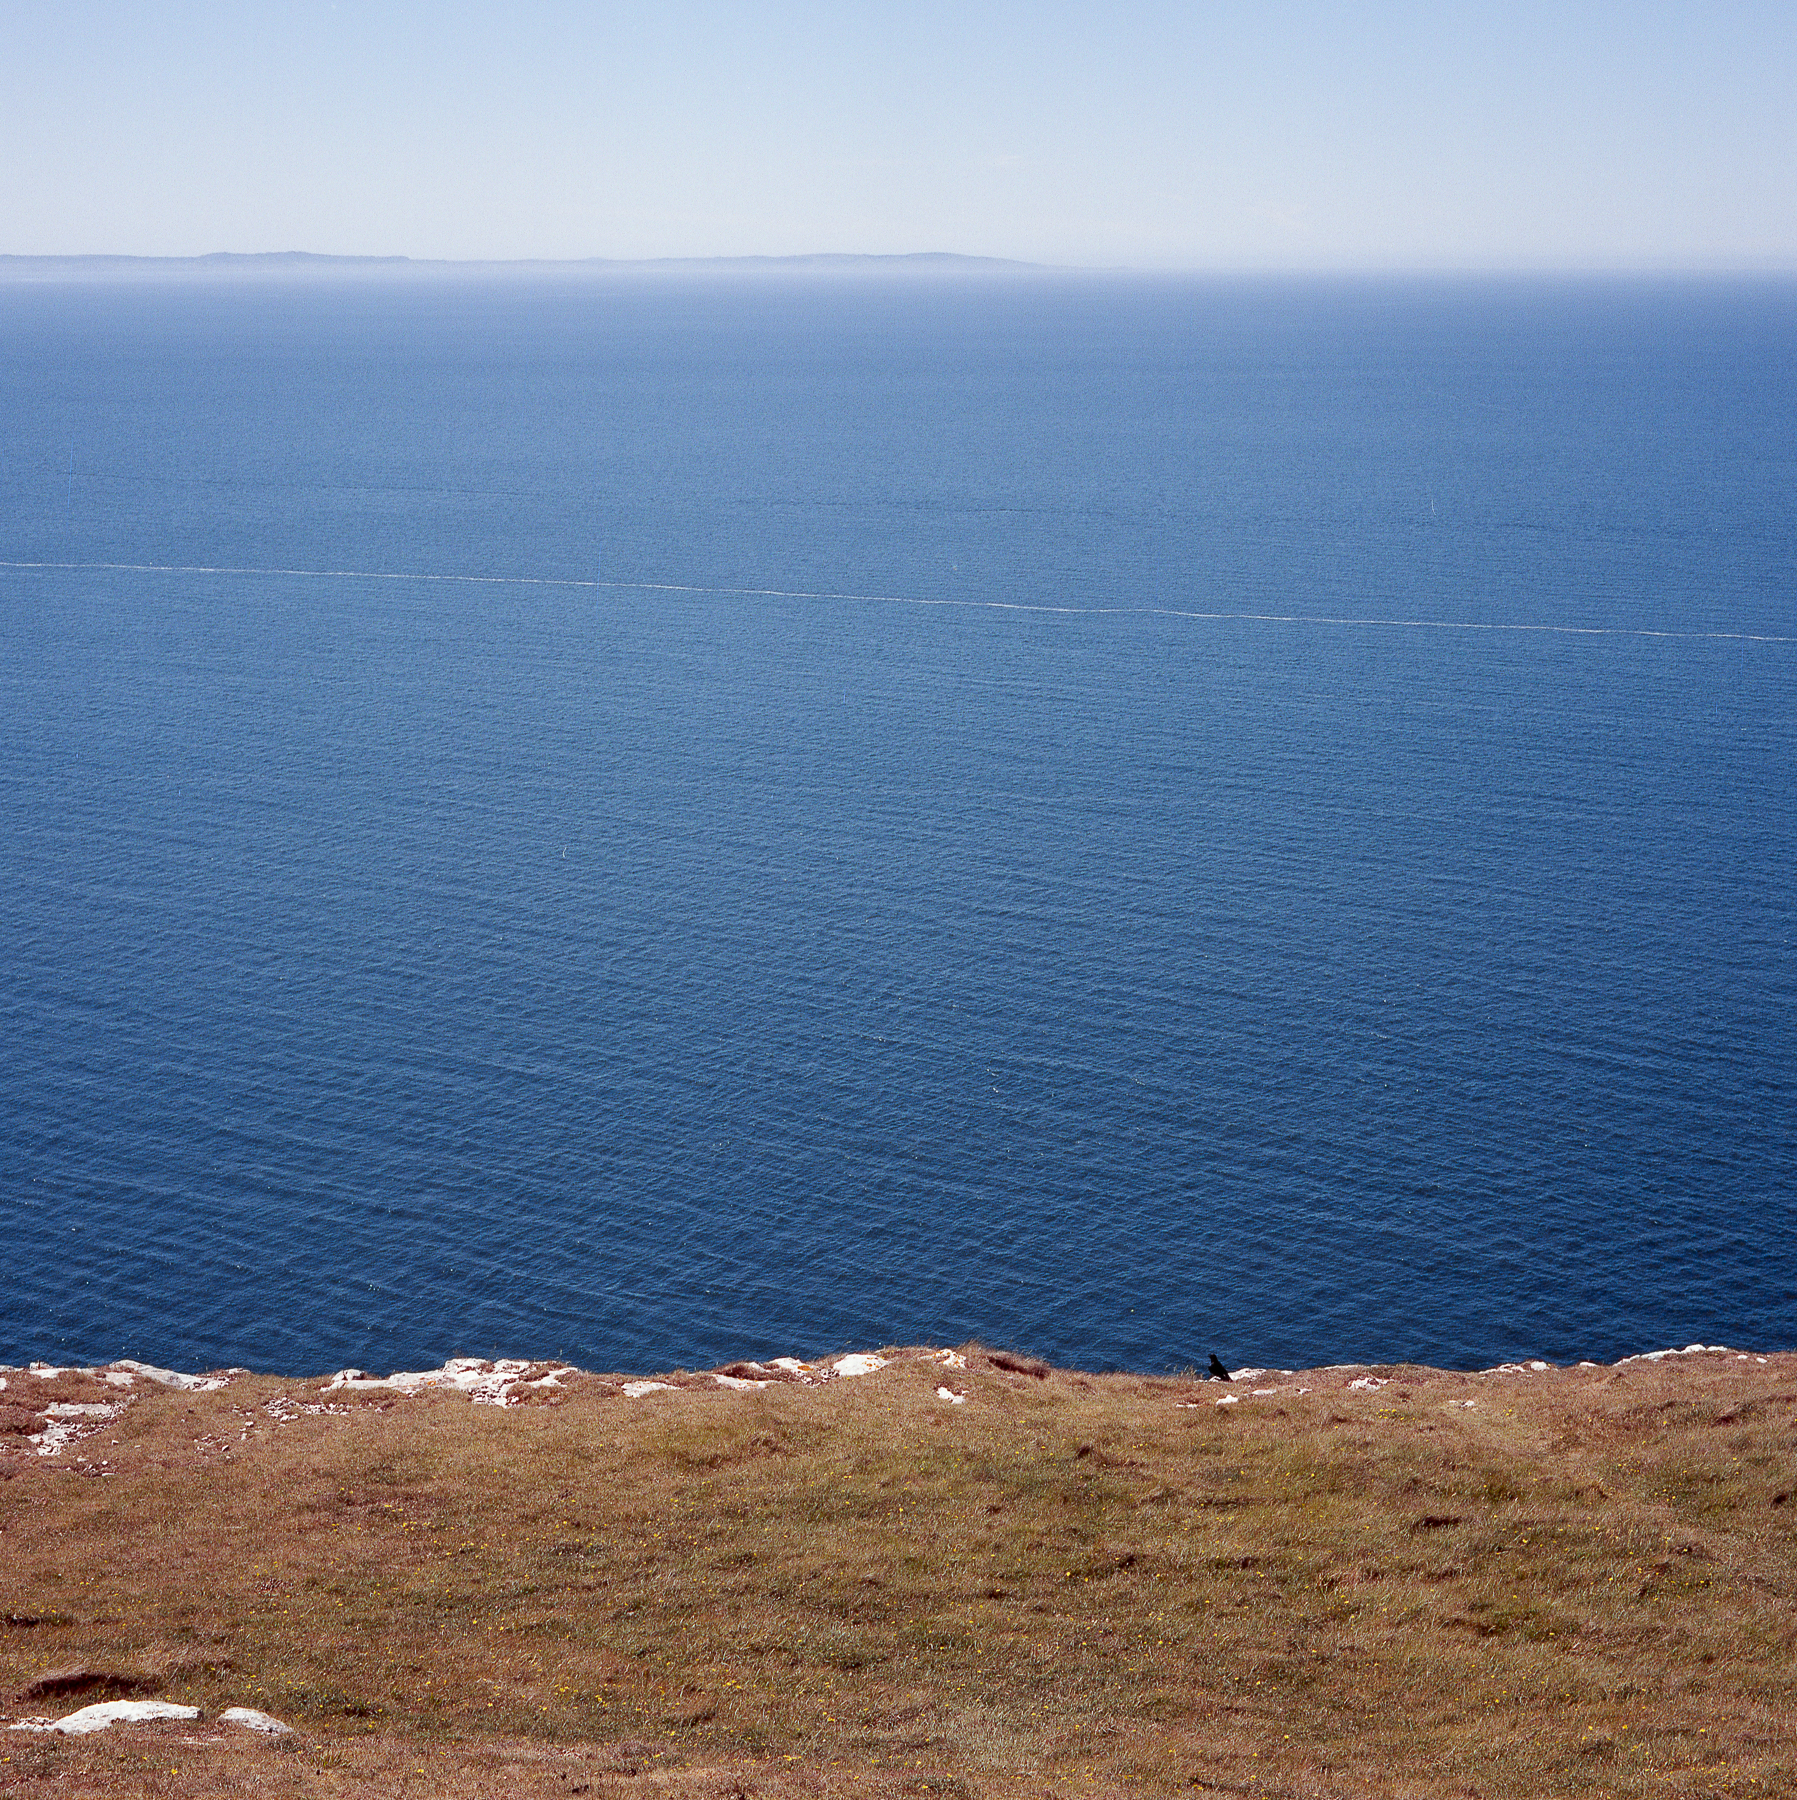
[3,1345,1795,1798]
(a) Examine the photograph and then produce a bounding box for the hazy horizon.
[6,252,1797,281]
[4,2,1794,273]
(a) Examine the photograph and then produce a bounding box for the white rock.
[831,1354,888,1378]
[9,1701,201,1735]
[621,1380,675,1399]
[8,1360,227,1391]
[323,1358,552,1406]
[30,1398,126,1457]
[936,1386,968,1404]
[111,1360,227,1392]
[219,1706,292,1735]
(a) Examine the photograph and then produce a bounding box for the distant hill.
[0,250,1055,281]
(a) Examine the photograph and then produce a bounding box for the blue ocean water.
[2,272,1793,1377]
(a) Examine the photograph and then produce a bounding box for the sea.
[2,268,1793,1378]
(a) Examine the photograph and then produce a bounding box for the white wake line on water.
[3,559,1791,644]
[0,557,592,590]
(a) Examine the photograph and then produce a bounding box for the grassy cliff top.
[3,1344,1793,1798]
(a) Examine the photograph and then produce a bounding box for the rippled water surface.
[3,273,1794,1374]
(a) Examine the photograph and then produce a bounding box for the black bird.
[1207,1353,1232,1381]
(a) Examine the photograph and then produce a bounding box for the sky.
[3,1,1794,269]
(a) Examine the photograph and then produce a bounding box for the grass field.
[2,1344,1793,1798]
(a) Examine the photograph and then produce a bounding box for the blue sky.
[4,0,1793,267]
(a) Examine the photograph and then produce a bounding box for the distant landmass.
[0,250,1054,281]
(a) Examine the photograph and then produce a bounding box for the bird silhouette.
[1207,1353,1231,1381]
